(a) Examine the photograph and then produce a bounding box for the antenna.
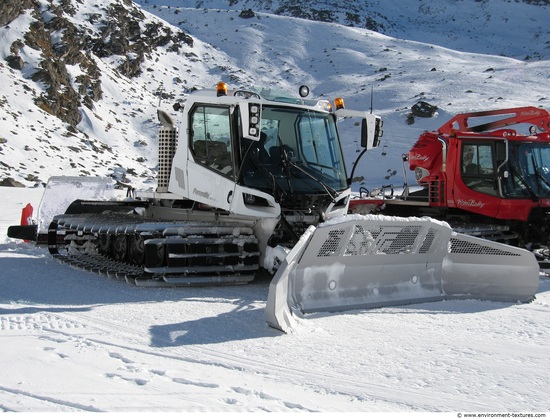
[370,86,374,114]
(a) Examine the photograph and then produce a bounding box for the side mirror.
[334,108,383,150]
[361,115,383,149]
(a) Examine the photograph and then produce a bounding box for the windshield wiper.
[276,140,338,201]
[288,160,338,201]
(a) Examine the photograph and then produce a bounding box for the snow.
[1,0,550,413]
[2,189,550,412]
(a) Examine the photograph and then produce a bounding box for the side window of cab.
[461,143,498,196]
[190,105,234,178]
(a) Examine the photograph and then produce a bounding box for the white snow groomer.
[8,84,539,332]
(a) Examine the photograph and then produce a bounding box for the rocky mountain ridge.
[140,0,550,60]
[2,0,192,127]
[0,0,244,187]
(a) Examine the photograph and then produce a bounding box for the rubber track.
[48,214,260,286]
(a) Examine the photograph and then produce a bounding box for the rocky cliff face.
[0,0,214,187]
[0,0,35,27]
[1,0,192,127]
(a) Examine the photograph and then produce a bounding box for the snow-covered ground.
[1,187,550,412]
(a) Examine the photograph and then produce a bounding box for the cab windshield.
[502,142,550,198]
[240,105,348,196]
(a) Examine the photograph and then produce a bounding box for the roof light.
[216,81,228,97]
[316,100,332,112]
[335,97,345,110]
[299,85,310,98]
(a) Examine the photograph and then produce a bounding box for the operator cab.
[459,132,550,200]
[166,82,382,236]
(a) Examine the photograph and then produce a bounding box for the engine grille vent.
[157,127,177,192]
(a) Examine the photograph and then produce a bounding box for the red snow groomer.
[350,106,550,249]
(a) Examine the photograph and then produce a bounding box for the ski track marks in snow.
[0,312,86,333]
[0,306,519,412]
[0,309,323,411]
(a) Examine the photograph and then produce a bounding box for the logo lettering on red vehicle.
[457,198,485,208]
[411,154,430,162]
[520,109,542,118]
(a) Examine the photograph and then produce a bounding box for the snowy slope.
[137,2,550,189]
[0,0,252,189]
[1,0,548,190]
[1,186,550,412]
[141,0,550,61]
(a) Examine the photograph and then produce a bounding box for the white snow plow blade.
[266,215,539,332]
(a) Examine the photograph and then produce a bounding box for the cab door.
[187,104,237,210]
[452,140,501,217]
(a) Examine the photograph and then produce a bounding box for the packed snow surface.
[1,187,550,412]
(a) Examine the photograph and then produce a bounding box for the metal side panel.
[442,233,539,302]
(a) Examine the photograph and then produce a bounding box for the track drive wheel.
[111,234,128,261]
[128,233,145,266]
[98,233,111,255]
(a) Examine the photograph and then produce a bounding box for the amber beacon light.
[216,81,228,97]
[334,97,345,110]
